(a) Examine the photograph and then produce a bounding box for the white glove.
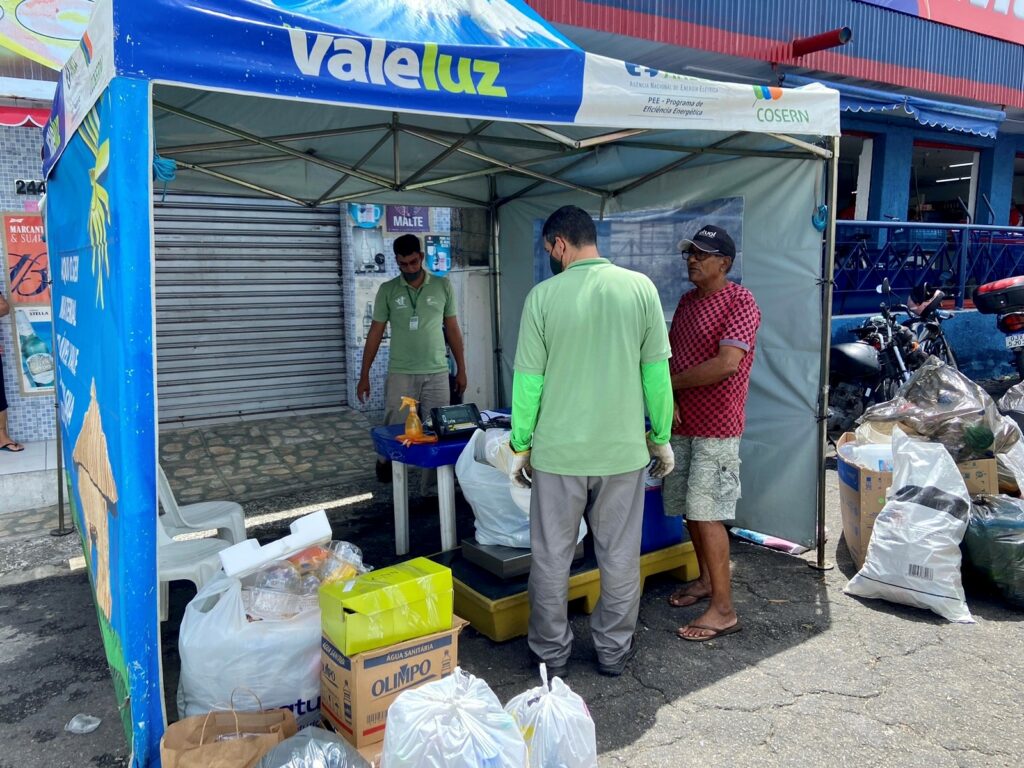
[647,437,675,479]
[509,449,533,488]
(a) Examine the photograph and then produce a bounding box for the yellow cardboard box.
[320,557,453,656]
[836,432,997,567]
[320,616,469,749]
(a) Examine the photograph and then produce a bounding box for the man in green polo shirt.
[509,205,675,678]
[358,234,467,483]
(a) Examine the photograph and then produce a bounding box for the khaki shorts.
[661,435,742,522]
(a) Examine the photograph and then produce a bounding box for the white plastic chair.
[157,517,230,621]
[157,464,247,544]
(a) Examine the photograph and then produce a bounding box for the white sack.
[504,666,597,768]
[382,668,527,768]
[177,575,322,726]
[457,429,586,549]
[845,429,974,623]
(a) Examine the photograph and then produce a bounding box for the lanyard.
[405,285,420,314]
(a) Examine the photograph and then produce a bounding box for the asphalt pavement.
[1,468,1022,767]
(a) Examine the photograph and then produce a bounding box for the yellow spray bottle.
[400,396,424,439]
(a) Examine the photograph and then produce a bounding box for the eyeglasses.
[682,249,723,261]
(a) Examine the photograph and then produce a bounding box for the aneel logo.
[289,30,507,97]
[625,62,660,78]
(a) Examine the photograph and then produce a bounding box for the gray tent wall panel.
[499,156,823,547]
[153,194,346,423]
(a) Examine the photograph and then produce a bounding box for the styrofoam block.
[219,509,332,578]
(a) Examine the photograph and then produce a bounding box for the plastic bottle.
[401,396,423,439]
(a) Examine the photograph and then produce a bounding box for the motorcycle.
[827,279,955,441]
[974,276,1024,380]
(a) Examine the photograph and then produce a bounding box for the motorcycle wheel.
[921,335,958,369]
[827,382,866,443]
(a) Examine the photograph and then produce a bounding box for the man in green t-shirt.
[509,205,675,678]
[358,234,467,483]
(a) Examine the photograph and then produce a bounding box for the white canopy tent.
[41,1,840,762]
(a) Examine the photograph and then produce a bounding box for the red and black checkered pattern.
[669,282,761,438]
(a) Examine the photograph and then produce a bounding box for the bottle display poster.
[347,202,383,229]
[425,234,452,276]
[3,212,50,305]
[11,304,54,395]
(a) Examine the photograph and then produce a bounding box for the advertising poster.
[386,205,430,232]
[533,197,745,318]
[425,234,452,276]
[11,305,54,396]
[46,78,161,765]
[3,212,50,305]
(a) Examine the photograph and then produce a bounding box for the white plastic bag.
[504,665,597,768]
[178,575,323,727]
[456,429,586,549]
[382,668,527,768]
[845,429,974,623]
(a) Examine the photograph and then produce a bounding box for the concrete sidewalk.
[1,413,1022,766]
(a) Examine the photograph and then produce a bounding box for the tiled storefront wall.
[0,124,54,442]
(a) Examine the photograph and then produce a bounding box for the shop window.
[909,143,978,224]
[837,134,868,220]
[1011,154,1024,227]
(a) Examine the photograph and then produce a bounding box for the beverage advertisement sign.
[386,205,430,232]
[3,212,50,305]
[11,305,54,395]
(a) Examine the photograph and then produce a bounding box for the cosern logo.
[289,30,507,97]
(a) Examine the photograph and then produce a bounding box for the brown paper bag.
[160,708,298,768]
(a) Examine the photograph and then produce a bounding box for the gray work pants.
[383,372,450,494]
[528,467,646,666]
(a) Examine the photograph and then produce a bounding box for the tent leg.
[810,136,839,572]
[488,191,506,408]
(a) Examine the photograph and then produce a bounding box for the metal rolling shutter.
[154,194,345,423]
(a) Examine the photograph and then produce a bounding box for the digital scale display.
[430,403,482,439]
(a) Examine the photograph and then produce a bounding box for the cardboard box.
[836,432,998,567]
[320,616,469,748]
[320,557,453,656]
[357,743,382,767]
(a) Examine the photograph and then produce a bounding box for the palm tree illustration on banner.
[81,109,110,308]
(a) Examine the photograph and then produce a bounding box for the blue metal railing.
[833,221,1024,315]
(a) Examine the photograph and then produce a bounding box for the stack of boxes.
[318,557,467,756]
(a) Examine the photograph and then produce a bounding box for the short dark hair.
[393,234,421,257]
[542,205,597,248]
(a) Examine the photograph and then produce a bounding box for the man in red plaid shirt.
[662,224,760,642]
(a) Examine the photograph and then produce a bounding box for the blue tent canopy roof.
[783,74,1004,139]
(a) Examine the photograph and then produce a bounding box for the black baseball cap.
[677,225,736,260]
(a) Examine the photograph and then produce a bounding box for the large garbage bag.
[860,356,1016,461]
[845,428,974,623]
[998,380,1024,416]
[178,575,322,726]
[456,429,586,549]
[504,666,597,768]
[256,727,370,768]
[964,495,1024,609]
[382,668,527,768]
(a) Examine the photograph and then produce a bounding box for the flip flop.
[0,442,24,453]
[677,621,742,642]
[667,591,709,608]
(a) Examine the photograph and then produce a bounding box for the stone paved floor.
[158,408,377,505]
[0,408,381,585]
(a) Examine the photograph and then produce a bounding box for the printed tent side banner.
[41,2,840,766]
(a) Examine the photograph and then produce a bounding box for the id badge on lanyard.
[409,315,419,331]
[405,285,420,331]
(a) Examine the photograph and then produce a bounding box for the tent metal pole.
[400,128,609,198]
[612,135,738,197]
[399,125,567,152]
[154,101,393,187]
[157,124,391,156]
[767,132,833,159]
[174,160,310,206]
[494,151,600,208]
[400,120,493,188]
[520,124,577,147]
[488,178,505,408]
[312,130,394,206]
[392,113,400,187]
[403,146,595,193]
[577,129,650,148]
[811,135,840,571]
